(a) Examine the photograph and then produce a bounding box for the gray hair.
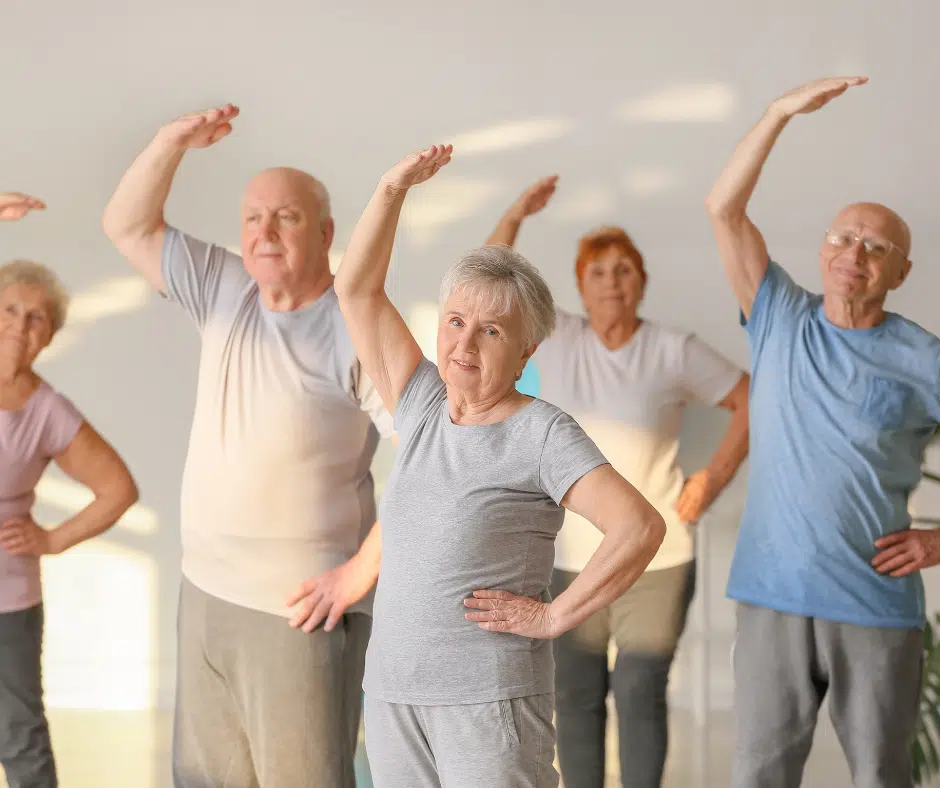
[0,260,69,334]
[439,245,555,346]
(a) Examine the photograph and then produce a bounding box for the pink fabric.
[0,381,83,613]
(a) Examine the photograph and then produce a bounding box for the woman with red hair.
[487,178,750,788]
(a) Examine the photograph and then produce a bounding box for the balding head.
[239,167,335,301]
[820,201,913,307]
[831,202,911,258]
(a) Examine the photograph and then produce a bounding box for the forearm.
[550,512,665,633]
[705,106,789,220]
[47,482,139,555]
[335,183,407,300]
[353,521,382,583]
[102,134,184,241]
[705,406,749,491]
[485,210,524,247]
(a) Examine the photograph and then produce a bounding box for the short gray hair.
[439,245,555,346]
[0,260,69,334]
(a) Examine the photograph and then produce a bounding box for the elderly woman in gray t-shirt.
[334,146,666,788]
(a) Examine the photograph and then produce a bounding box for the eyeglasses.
[824,229,899,260]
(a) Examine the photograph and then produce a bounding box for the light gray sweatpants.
[732,602,924,788]
[172,578,370,788]
[364,693,558,787]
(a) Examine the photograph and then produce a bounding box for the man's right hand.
[0,193,45,222]
[769,76,868,121]
[154,104,240,151]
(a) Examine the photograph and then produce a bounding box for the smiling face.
[239,168,334,293]
[437,286,534,404]
[819,202,912,306]
[0,282,54,372]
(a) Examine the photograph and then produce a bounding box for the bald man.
[103,106,394,788]
[706,77,940,788]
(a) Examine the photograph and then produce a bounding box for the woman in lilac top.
[0,192,138,788]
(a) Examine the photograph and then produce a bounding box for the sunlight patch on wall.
[549,183,618,222]
[329,248,344,273]
[618,83,735,124]
[402,177,501,247]
[35,475,159,536]
[406,301,439,362]
[623,168,679,197]
[42,541,155,710]
[447,117,574,156]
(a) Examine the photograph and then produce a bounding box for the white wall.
[2,0,940,712]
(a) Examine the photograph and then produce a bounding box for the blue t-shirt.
[727,261,940,628]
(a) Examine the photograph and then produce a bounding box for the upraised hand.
[770,76,868,119]
[155,104,240,151]
[0,193,46,222]
[508,175,558,221]
[380,144,453,194]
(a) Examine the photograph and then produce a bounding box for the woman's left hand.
[464,590,557,638]
[0,517,54,557]
[675,469,718,524]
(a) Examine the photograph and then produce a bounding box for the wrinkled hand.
[0,193,46,221]
[155,104,240,151]
[286,555,376,633]
[770,76,868,119]
[0,517,52,557]
[463,589,557,638]
[872,529,940,578]
[509,175,558,221]
[675,469,718,524]
[380,144,453,194]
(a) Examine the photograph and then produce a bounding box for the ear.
[892,257,913,290]
[320,217,335,251]
[521,342,538,365]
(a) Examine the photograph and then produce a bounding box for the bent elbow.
[645,511,667,554]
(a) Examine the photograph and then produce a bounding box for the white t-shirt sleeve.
[353,365,396,439]
[678,333,744,407]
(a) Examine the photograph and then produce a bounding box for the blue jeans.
[551,562,696,788]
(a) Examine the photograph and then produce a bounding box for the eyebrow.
[447,310,506,328]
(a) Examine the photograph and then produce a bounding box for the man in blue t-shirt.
[706,75,940,787]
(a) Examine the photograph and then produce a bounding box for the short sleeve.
[538,412,609,504]
[353,365,396,440]
[742,260,814,358]
[42,393,84,457]
[678,334,745,406]
[161,226,248,329]
[393,358,447,440]
[522,308,581,398]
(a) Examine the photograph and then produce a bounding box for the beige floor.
[5,706,933,788]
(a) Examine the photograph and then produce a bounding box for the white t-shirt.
[162,227,394,617]
[533,310,743,573]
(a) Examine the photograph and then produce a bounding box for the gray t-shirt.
[161,226,394,618]
[364,358,608,705]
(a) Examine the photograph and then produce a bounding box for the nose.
[458,333,478,353]
[258,214,277,241]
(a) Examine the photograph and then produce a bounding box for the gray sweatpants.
[0,605,57,788]
[732,602,924,788]
[172,578,370,788]
[364,693,558,787]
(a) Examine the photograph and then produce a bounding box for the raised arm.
[101,105,239,294]
[485,175,558,247]
[0,193,46,222]
[704,77,867,318]
[334,145,452,415]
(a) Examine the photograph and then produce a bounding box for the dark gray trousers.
[0,604,57,788]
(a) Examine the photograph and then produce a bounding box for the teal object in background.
[516,361,540,398]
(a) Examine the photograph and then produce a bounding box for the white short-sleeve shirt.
[533,310,743,572]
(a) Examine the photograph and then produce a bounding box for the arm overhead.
[704,77,867,319]
[485,175,558,247]
[101,104,239,294]
[334,145,452,415]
